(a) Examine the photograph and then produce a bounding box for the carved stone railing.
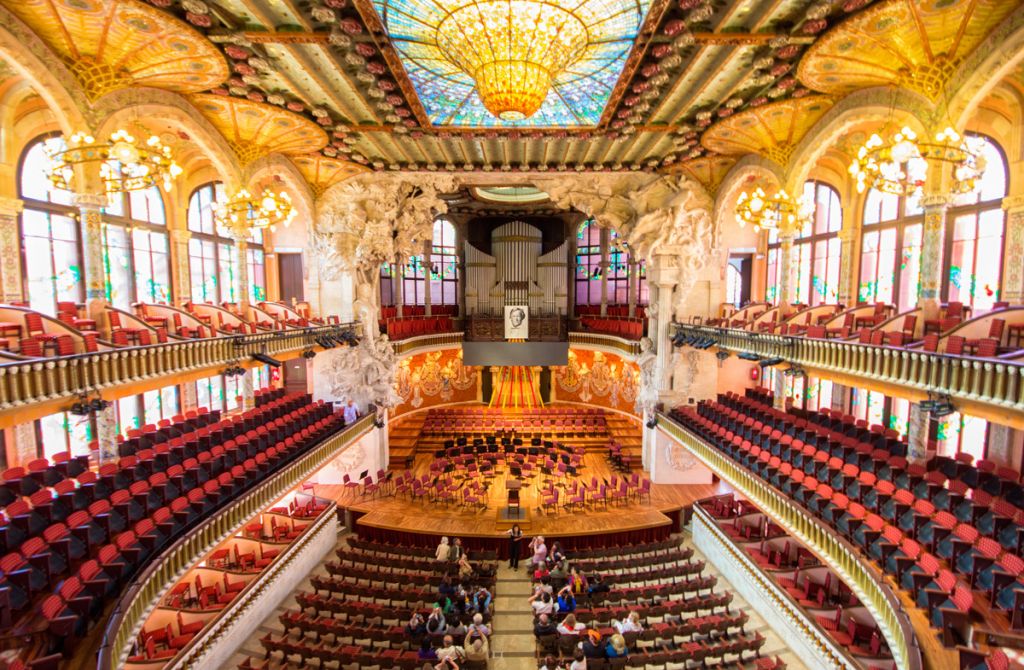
[98,413,374,670]
[0,325,354,412]
[657,413,923,670]
[568,332,642,357]
[674,324,1024,413]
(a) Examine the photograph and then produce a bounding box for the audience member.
[569,649,587,670]
[548,541,565,566]
[435,537,450,561]
[556,584,577,614]
[448,537,464,562]
[435,635,465,666]
[529,590,555,616]
[557,613,585,635]
[406,611,426,636]
[469,612,491,638]
[567,567,588,594]
[463,631,489,662]
[417,638,438,661]
[529,535,548,569]
[426,607,446,635]
[615,611,644,634]
[605,633,628,658]
[508,524,524,569]
[539,655,562,670]
[534,613,558,637]
[472,585,492,614]
[580,626,604,658]
[457,552,473,580]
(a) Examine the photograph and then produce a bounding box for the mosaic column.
[919,194,950,321]
[74,193,109,324]
[10,421,38,467]
[229,225,250,312]
[830,383,849,415]
[0,198,25,304]
[241,367,255,411]
[1001,195,1024,305]
[836,226,857,307]
[180,379,198,412]
[96,402,119,465]
[169,227,192,305]
[772,370,786,412]
[777,233,795,312]
[907,402,930,464]
[627,260,638,318]
[986,423,1018,468]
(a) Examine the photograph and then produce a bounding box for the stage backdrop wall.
[551,349,640,416]
[392,349,481,419]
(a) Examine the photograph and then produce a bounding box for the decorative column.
[394,258,404,318]
[241,368,255,411]
[772,370,786,411]
[9,422,38,467]
[599,228,610,316]
[836,226,857,307]
[0,198,25,304]
[627,260,638,317]
[74,192,109,324]
[649,250,679,399]
[169,227,192,305]
[229,225,251,311]
[830,383,849,414]
[1001,195,1024,305]
[180,379,198,411]
[907,402,930,464]
[422,240,432,317]
[919,194,950,320]
[777,232,795,313]
[96,402,119,465]
[986,424,1018,468]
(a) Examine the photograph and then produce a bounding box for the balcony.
[673,323,1024,423]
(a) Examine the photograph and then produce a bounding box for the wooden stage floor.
[315,453,729,539]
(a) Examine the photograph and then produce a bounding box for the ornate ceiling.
[2,0,1021,178]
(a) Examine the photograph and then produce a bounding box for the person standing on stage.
[507,524,523,569]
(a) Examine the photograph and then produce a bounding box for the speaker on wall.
[540,368,552,404]
[481,367,492,402]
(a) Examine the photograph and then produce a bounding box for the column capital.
[920,193,951,209]
[0,197,24,218]
[836,226,857,242]
[1002,194,1024,213]
[73,193,108,209]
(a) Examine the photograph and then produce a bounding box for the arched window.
[858,189,924,310]
[607,229,648,306]
[18,136,82,315]
[380,262,395,306]
[944,134,1007,311]
[246,228,266,303]
[430,218,458,305]
[102,185,170,308]
[794,181,842,306]
[402,256,426,305]
[726,264,743,307]
[575,219,602,306]
[765,230,780,303]
[187,183,237,303]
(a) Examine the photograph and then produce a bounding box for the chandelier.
[436,0,589,120]
[215,189,296,232]
[849,126,986,196]
[45,130,182,194]
[734,187,812,233]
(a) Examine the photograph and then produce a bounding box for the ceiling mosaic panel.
[700,95,834,167]
[371,0,651,127]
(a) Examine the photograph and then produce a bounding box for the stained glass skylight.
[373,0,651,127]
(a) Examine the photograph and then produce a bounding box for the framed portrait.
[504,305,528,339]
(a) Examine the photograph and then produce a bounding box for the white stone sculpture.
[635,336,659,420]
[327,333,401,417]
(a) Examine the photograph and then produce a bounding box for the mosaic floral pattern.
[372,0,650,127]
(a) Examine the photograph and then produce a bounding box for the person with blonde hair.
[556,613,585,635]
[605,632,628,658]
[614,611,643,634]
[435,536,450,561]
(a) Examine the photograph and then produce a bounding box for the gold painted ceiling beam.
[241,30,814,46]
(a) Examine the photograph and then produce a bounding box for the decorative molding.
[0,198,24,218]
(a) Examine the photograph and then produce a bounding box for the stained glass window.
[372,0,651,127]
[851,388,885,428]
[143,386,179,425]
[252,365,269,392]
[380,263,395,307]
[38,412,91,459]
[860,188,924,310]
[18,137,82,316]
[803,376,834,412]
[402,255,426,305]
[225,374,241,411]
[247,248,266,303]
[575,219,603,306]
[102,184,170,307]
[793,181,841,306]
[430,218,458,305]
[937,412,988,461]
[764,247,779,303]
[726,264,742,308]
[187,183,237,304]
[195,375,224,412]
[943,135,1007,312]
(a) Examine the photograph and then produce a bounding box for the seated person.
[605,633,628,658]
[557,584,577,614]
[614,611,643,634]
[556,613,585,635]
[533,613,558,638]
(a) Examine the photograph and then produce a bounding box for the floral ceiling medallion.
[372,0,651,127]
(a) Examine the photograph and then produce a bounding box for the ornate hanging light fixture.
[44,130,182,194]
[734,187,812,233]
[435,0,589,120]
[215,188,296,233]
[848,126,986,196]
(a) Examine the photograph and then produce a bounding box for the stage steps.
[607,412,643,460]
[388,413,425,469]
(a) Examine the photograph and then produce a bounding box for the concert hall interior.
[1,0,1024,669]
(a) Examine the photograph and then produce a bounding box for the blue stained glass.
[373,0,650,127]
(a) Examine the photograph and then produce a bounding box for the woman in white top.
[529,590,555,616]
[435,536,450,561]
[615,611,644,633]
[556,613,586,635]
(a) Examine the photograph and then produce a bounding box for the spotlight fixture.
[69,401,91,417]
[715,351,731,361]
[373,417,386,429]
[645,418,658,429]
[252,353,283,367]
[737,352,762,361]
[302,349,317,359]
[224,365,247,377]
[783,365,806,377]
[758,357,785,368]
[921,393,956,418]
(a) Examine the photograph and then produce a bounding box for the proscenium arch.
[0,5,89,134]
[92,89,243,190]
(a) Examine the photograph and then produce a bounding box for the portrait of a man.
[504,305,528,339]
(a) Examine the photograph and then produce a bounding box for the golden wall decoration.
[190,94,329,166]
[2,0,228,99]
[662,155,738,195]
[554,349,639,414]
[797,0,1017,100]
[701,96,834,168]
[393,349,479,415]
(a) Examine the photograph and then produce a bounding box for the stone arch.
[244,153,315,225]
[0,5,89,133]
[713,155,785,233]
[92,89,242,189]
[785,88,932,192]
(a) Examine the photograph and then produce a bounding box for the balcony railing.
[674,324,1024,414]
[98,413,374,670]
[0,325,354,412]
[391,331,465,356]
[656,412,923,670]
[568,331,643,356]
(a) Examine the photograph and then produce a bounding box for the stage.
[315,452,729,553]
